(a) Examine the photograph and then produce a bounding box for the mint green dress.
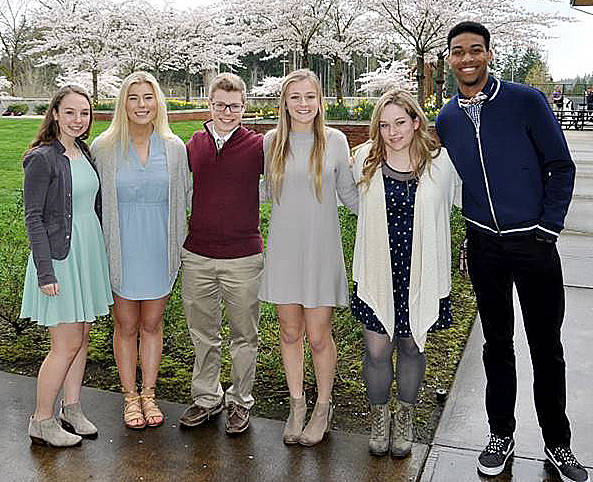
[20,155,113,326]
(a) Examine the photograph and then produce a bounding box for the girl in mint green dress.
[20,86,112,448]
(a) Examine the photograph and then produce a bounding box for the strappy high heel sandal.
[123,391,146,430]
[140,386,164,428]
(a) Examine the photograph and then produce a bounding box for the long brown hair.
[28,85,93,153]
[267,69,326,202]
[357,89,440,190]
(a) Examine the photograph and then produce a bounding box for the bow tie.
[458,92,489,107]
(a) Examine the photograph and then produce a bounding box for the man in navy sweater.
[437,21,588,482]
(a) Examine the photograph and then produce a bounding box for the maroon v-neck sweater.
[184,121,264,259]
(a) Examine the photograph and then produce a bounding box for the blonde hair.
[209,72,246,103]
[95,71,173,157]
[268,69,326,202]
[357,89,440,190]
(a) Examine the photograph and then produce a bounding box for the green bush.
[94,101,114,111]
[325,101,350,120]
[166,99,199,110]
[5,103,28,115]
[0,193,32,334]
[351,99,375,121]
[33,103,49,115]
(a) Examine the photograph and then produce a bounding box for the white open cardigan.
[352,143,461,351]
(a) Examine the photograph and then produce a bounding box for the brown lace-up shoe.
[179,400,223,428]
[225,402,250,435]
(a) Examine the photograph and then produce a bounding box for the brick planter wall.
[243,120,371,148]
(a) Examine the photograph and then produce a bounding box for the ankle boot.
[369,403,391,456]
[28,416,82,447]
[298,400,333,447]
[59,400,98,439]
[391,400,413,458]
[283,394,307,444]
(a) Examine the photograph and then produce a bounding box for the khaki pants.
[181,248,263,409]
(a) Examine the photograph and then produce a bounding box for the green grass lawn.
[0,117,475,440]
[0,118,203,203]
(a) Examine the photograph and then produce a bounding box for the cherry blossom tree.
[318,0,375,102]
[355,59,415,96]
[55,69,122,97]
[0,0,32,95]
[250,76,284,96]
[370,0,571,106]
[163,6,242,100]
[28,0,126,104]
[227,0,333,70]
[0,75,11,96]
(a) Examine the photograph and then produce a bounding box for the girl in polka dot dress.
[351,90,461,458]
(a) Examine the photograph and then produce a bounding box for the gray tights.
[362,328,425,405]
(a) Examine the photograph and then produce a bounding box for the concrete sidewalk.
[1,370,428,482]
[421,130,593,481]
[421,286,593,481]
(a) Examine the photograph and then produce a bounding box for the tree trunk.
[185,70,191,102]
[436,53,445,108]
[92,69,98,106]
[416,53,425,107]
[301,45,309,69]
[334,57,343,104]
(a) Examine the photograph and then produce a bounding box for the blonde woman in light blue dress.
[21,85,113,447]
[91,72,190,430]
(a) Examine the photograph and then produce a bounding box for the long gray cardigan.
[90,134,191,294]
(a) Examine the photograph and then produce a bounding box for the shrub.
[351,98,375,121]
[6,103,28,116]
[0,193,32,335]
[166,99,198,110]
[325,101,350,120]
[94,101,114,111]
[33,103,49,115]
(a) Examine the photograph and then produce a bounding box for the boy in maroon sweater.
[179,73,264,435]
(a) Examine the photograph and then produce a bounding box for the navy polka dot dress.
[351,172,453,337]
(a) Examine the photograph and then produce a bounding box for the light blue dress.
[20,155,113,326]
[115,132,171,300]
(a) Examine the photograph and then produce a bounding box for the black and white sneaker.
[476,433,515,476]
[545,445,589,482]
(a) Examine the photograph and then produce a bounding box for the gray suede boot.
[59,400,98,439]
[283,394,307,444]
[369,403,391,456]
[28,416,82,447]
[298,400,333,447]
[391,400,413,458]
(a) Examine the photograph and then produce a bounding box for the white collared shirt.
[211,125,239,151]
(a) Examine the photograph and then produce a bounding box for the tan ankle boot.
[29,416,82,447]
[298,400,333,447]
[369,403,391,456]
[283,394,307,444]
[59,400,98,439]
[391,400,413,458]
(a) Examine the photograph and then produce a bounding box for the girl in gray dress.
[259,69,358,446]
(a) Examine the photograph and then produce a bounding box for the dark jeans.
[466,227,571,448]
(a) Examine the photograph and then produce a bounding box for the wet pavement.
[1,370,428,481]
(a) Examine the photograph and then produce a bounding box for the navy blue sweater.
[436,76,575,239]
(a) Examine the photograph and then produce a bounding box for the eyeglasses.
[211,102,244,113]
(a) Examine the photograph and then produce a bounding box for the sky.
[159,0,593,80]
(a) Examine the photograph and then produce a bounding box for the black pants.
[466,227,571,448]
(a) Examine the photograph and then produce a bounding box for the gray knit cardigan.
[90,134,192,294]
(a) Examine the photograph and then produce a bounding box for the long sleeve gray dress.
[259,127,359,308]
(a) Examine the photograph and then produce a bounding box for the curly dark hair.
[447,21,491,51]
